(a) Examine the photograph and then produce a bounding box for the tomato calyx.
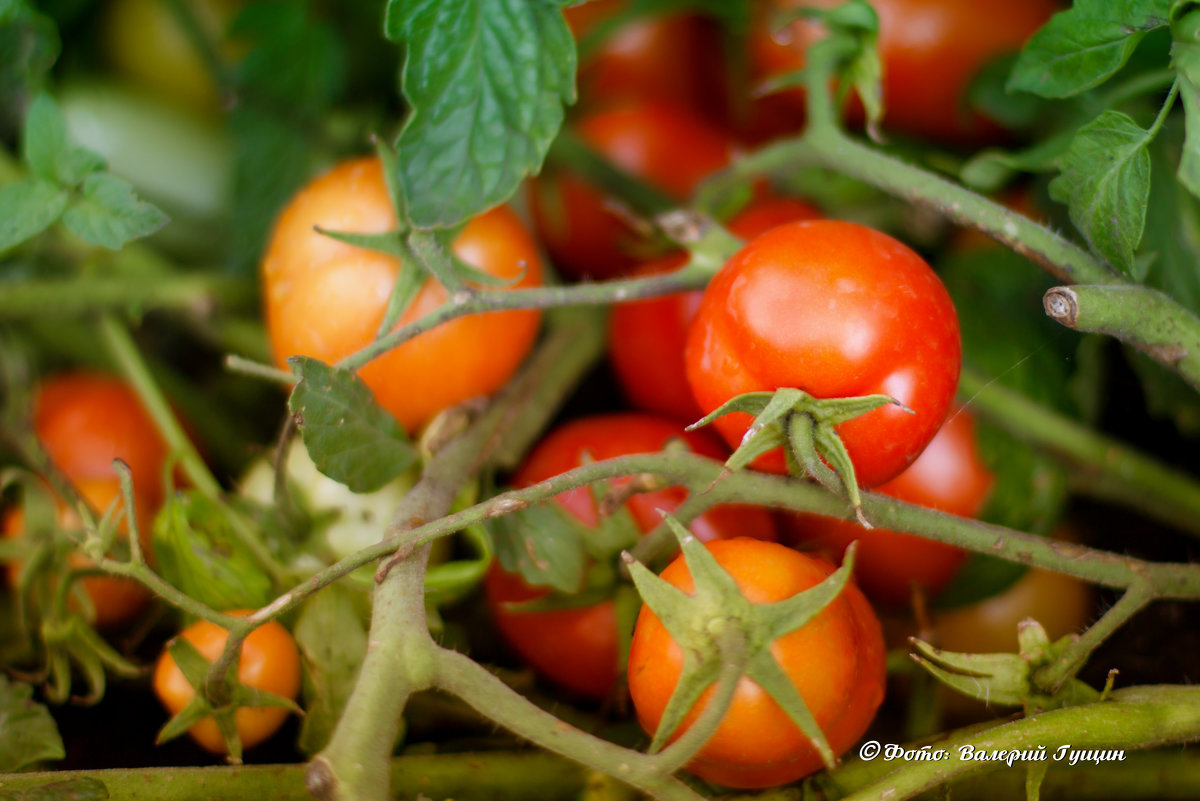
[156,632,302,763]
[623,516,858,767]
[910,621,1102,715]
[689,388,911,524]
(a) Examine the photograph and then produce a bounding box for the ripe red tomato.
[749,0,1058,142]
[34,372,171,507]
[627,539,886,788]
[565,0,724,121]
[262,157,543,433]
[153,612,302,754]
[528,103,734,281]
[784,409,993,606]
[484,414,777,699]
[685,219,961,488]
[608,194,821,422]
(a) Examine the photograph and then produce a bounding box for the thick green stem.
[1044,285,1200,392]
[957,368,1200,537]
[0,275,252,319]
[832,685,1200,801]
[434,648,709,801]
[0,752,588,801]
[309,312,606,801]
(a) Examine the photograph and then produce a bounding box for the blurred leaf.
[1173,9,1200,202]
[152,491,274,611]
[1049,110,1151,276]
[1009,0,1170,98]
[60,173,169,250]
[231,2,345,112]
[287,357,417,494]
[0,3,59,135]
[0,674,64,771]
[960,130,1075,191]
[0,180,67,251]
[489,502,586,594]
[384,0,575,226]
[966,54,1050,131]
[294,584,367,755]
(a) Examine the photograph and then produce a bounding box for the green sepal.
[760,543,857,644]
[745,648,835,770]
[647,653,721,755]
[167,636,220,692]
[313,228,405,260]
[424,522,493,608]
[374,238,427,339]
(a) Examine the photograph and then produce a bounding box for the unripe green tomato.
[239,444,421,567]
[102,0,242,111]
[58,80,233,257]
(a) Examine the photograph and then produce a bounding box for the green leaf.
[287,357,417,494]
[0,674,64,771]
[1008,1,1171,98]
[489,502,586,594]
[60,173,169,249]
[294,585,368,755]
[152,491,275,611]
[23,93,66,181]
[0,180,67,250]
[385,0,575,226]
[1049,110,1151,275]
[1172,8,1200,200]
[0,3,59,136]
[231,2,346,112]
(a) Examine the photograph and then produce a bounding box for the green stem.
[0,275,252,320]
[547,129,677,218]
[958,368,1200,537]
[1146,80,1180,140]
[434,648,709,801]
[309,311,607,801]
[651,637,746,775]
[1043,285,1200,392]
[833,685,1200,801]
[224,354,294,385]
[0,752,589,801]
[1033,583,1153,693]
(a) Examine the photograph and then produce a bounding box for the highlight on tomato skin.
[528,102,735,281]
[261,156,544,434]
[783,408,995,607]
[685,219,962,489]
[627,539,886,788]
[484,413,777,700]
[608,194,822,423]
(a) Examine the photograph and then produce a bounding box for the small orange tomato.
[628,540,886,788]
[262,157,543,433]
[153,612,302,753]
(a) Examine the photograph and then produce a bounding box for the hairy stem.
[0,275,251,320]
[1043,285,1200,392]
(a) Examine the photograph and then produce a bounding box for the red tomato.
[153,611,302,753]
[685,219,961,488]
[34,372,170,507]
[784,409,993,606]
[565,0,724,120]
[262,157,543,432]
[748,0,1058,142]
[608,194,821,422]
[484,414,777,699]
[627,539,886,788]
[529,103,734,281]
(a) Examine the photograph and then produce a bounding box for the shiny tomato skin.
[34,372,171,505]
[262,157,543,433]
[153,612,302,754]
[685,219,961,488]
[566,0,724,120]
[485,414,777,699]
[749,0,1058,143]
[609,196,821,422]
[627,539,886,788]
[784,409,993,606]
[528,103,734,281]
